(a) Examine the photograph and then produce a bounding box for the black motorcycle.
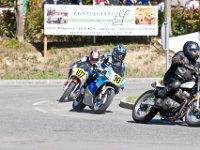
[132,64,200,126]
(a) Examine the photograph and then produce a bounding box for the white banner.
[44,5,158,36]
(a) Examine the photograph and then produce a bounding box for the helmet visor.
[191,48,200,60]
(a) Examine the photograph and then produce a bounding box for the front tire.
[185,101,200,127]
[58,82,76,102]
[72,95,86,112]
[93,89,115,114]
[132,90,158,123]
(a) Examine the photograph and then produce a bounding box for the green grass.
[126,96,138,104]
[4,39,20,49]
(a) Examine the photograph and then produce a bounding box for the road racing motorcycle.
[72,61,125,114]
[58,62,90,102]
[132,64,200,126]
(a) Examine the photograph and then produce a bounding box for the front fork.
[196,92,200,111]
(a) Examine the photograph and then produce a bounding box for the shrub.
[0,10,16,38]
[24,1,44,42]
[171,9,200,35]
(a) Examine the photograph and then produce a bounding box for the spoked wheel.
[72,95,86,112]
[93,89,115,114]
[58,82,76,102]
[132,90,158,123]
[185,101,200,127]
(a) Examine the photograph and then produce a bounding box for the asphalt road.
[0,79,200,150]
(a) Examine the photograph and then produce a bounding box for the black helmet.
[89,49,100,65]
[183,41,200,61]
[112,45,126,62]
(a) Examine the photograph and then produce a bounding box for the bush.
[171,9,200,35]
[24,1,44,42]
[0,10,16,38]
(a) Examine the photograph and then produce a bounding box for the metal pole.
[93,0,96,44]
[164,0,171,71]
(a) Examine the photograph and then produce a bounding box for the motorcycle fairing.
[88,75,107,95]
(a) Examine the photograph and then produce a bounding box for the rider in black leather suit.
[156,41,200,106]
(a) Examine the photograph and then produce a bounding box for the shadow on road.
[69,108,112,114]
[127,118,185,126]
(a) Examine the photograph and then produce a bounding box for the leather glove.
[179,59,185,65]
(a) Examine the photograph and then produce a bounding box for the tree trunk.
[15,0,24,42]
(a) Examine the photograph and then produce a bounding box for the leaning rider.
[155,41,200,109]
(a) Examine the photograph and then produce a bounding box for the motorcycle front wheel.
[93,89,115,114]
[72,95,86,112]
[185,101,200,127]
[132,90,158,123]
[58,82,76,102]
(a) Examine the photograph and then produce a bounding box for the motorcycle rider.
[60,49,100,102]
[155,41,200,109]
[68,48,100,80]
[96,44,126,88]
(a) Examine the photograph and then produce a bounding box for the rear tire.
[58,82,76,102]
[185,101,200,127]
[93,89,115,114]
[132,90,158,123]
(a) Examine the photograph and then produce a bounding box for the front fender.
[99,83,120,95]
[101,86,115,94]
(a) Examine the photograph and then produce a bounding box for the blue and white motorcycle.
[72,62,125,114]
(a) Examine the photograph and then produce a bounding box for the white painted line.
[32,100,48,106]
[33,107,47,113]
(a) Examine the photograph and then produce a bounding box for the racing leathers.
[96,52,126,89]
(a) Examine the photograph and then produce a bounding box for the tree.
[14,0,25,41]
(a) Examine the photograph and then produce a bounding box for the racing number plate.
[74,68,86,78]
[113,74,122,86]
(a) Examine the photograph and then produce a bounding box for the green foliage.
[0,0,13,2]
[24,4,44,42]
[127,96,138,103]
[171,9,200,35]
[0,0,14,6]
[0,10,16,38]
[4,39,20,48]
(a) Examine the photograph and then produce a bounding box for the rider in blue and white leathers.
[96,44,126,90]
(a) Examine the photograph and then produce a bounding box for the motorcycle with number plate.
[72,64,125,114]
[132,64,200,126]
[58,62,89,102]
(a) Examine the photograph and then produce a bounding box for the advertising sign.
[44,5,158,36]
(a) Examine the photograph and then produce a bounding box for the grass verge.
[126,96,138,104]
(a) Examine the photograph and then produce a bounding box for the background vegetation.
[0,1,199,79]
[0,1,200,42]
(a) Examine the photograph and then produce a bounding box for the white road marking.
[32,100,48,106]
[32,97,128,119]
[33,107,47,113]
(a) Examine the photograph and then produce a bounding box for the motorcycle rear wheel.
[185,101,200,127]
[93,89,115,114]
[132,90,158,123]
[58,82,76,102]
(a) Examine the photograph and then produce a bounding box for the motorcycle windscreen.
[88,76,106,95]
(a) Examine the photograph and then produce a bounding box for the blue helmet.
[112,45,126,62]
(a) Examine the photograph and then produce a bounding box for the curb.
[0,78,162,85]
[119,98,135,110]
[0,80,66,85]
